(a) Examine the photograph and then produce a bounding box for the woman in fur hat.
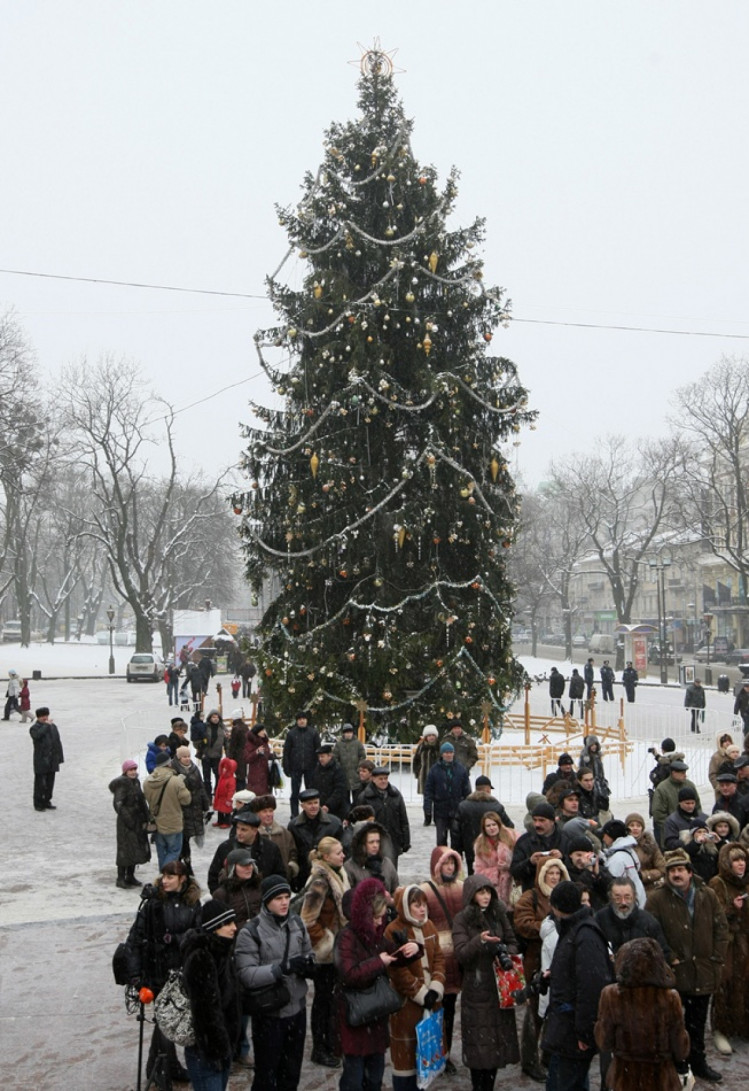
[709,842,749,1053]
[181,899,241,1090]
[385,885,446,1091]
[412,725,440,803]
[473,810,517,905]
[626,812,666,892]
[300,837,350,1067]
[595,937,689,1091]
[452,873,520,1089]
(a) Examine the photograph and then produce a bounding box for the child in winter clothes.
[231,675,241,700]
[213,757,237,828]
[19,679,31,722]
[385,884,446,1091]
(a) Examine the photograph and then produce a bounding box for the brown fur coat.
[595,938,689,1091]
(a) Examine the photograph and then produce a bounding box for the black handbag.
[241,919,292,1016]
[242,979,291,1016]
[343,973,404,1027]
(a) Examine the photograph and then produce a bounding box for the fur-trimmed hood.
[716,840,749,885]
[217,756,237,777]
[536,857,570,896]
[429,845,463,883]
[151,874,202,906]
[393,883,429,925]
[614,937,676,989]
[348,877,388,947]
[707,810,740,839]
[465,789,497,804]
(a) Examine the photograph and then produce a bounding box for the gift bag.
[494,954,526,1008]
[415,1007,446,1089]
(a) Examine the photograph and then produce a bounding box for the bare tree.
[60,356,231,652]
[550,436,679,660]
[671,356,749,597]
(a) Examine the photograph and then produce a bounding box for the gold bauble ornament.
[490,457,500,482]
[313,282,322,299]
[422,332,432,356]
[405,291,415,304]
[309,452,320,478]
[428,251,439,273]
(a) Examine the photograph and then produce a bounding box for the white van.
[588,633,615,656]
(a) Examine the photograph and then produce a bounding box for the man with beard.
[595,876,670,956]
[646,849,729,1083]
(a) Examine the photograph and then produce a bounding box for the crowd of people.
[111,712,749,1091]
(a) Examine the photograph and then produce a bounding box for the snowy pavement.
[0,650,747,1088]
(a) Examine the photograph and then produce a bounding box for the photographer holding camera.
[453,875,521,1090]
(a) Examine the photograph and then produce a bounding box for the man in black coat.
[457,775,515,875]
[423,742,471,848]
[197,653,216,695]
[712,772,749,827]
[622,661,638,703]
[594,876,670,956]
[287,788,343,890]
[510,801,569,891]
[542,882,613,1090]
[29,706,64,811]
[306,745,349,820]
[734,681,749,735]
[207,808,285,893]
[662,787,709,850]
[584,658,595,699]
[282,711,321,818]
[548,667,566,716]
[357,767,411,863]
[600,660,615,702]
[541,753,576,797]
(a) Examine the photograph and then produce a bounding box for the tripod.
[129,991,173,1091]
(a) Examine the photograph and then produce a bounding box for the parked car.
[572,634,587,648]
[649,642,675,666]
[126,652,164,682]
[2,620,22,642]
[725,648,749,666]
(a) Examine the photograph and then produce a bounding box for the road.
[1,674,746,1089]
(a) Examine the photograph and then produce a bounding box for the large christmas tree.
[235,47,536,736]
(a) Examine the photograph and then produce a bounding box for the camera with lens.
[510,970,549,1005]
[495,943,514,972]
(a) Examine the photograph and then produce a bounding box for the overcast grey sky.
[2,2,748,488]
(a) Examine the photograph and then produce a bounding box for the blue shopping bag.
[416,1007,446,1089]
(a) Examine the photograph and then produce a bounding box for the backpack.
[153,968,195,1046]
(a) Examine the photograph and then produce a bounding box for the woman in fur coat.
[452,873,520,1090]
[709,842,749,1051]
[385,884,446,1091]
[626,812,666,891]
[109,759,151,888]
[181,899,241,1090]
[595,937,689,1091]
[335,878,421,1091]
[473,810,517,905]
[124,860,202,1084]
[300,836,350,1066]
[419,846,464,1074]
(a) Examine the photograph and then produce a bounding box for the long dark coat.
[542,906,613,1058]
[29,719,64,773]
[109,774,151,868]
[244,730,272,796]
[181,929,241,1066]
[595,938,689,1091]
[452,873,520,1071]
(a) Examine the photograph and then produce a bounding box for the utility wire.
[2,266,749,340]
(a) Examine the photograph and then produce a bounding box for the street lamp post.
[703,612,714,676]
[648,549,672,685]
[107,604,115,676]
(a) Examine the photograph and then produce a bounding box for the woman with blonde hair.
[301,836,350,1067]
[473,811,517,905]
